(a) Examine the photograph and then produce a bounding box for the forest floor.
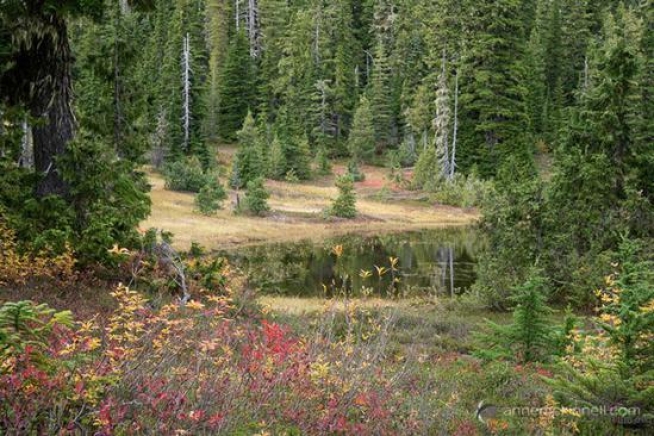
[142,146,479,251]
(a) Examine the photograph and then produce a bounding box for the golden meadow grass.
[142,158,478,251]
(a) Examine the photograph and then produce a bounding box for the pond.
[219,227,481,298]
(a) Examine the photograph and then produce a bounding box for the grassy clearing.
[260,295,514,357]
[142,147,478,251]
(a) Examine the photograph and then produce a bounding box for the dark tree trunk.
[11,15,76,197]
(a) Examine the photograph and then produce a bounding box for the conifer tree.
[314,145,332,176]
[348,95,375,163]
[545,4,648,273]
[231,111,263,188]
[195,177,227,215]
[413,52,454,188]
[205,0,232,139]
[74,1,151,161]
[268,133,286,179]
[243,176,270,216]
[458,0,531,177]
[217,30,255,142]
[328,0,359,144]
[330,175,357,219]
[369,38,393,150]
[270,107,312,180]
[152,0,209,165]
[257,0,290,117]
[477,271,554,363]
[635,0,654,205]
[404,81,432,154]
[276,9,315,138]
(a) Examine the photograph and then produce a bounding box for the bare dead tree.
[181,33,192,152]
[450,66,459,180]
[157,239,191,305]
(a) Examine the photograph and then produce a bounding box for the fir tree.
[232,110,263,188]
[268,133,286,179]
[477,270,554,363]
[217,30,254,142]
[204,0,232,139]
[548,240,654,432]
[257,0,291,118]
[270,107,312,180]
[348,95,375,163]
[315,145,332,176]
[369,38,393,150]
[432,54,451,180]
[195,177,227,215]
[330,175,357,219]
[243,176,270,216]
[458,0,532,177]
[347,159,365,182]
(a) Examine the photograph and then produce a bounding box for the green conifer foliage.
[269,108,312,180]
[218,30,254,142]
[195,177,227,215]
[243,176,271,216]
[635,0,654,206]
[205,0,231,139]
[315,145,332,176]
[369,39,393,150]
[268,134,286,180]
[477,270,554,363]
[348,95,375,163]
[232,111,263,188]
[257,0,291,117]
[330,175,357,219]
[347,159,365,182]
[458,0,531,177]
[548,240,654,432]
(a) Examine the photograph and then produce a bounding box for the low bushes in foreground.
[0,287,417,435]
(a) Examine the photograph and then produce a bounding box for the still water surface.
[219,227,480,298]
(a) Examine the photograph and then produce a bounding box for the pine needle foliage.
[476,269,555,363]
[195,178,227,215]
[330,175,357,219]
[242,177,271,216]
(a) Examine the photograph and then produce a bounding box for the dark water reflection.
[219,227,480,298]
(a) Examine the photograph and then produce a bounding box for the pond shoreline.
[143,165,479,252]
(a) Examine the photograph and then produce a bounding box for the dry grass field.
[142,147,478,251]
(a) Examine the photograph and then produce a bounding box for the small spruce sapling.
[243,177,270,216]
[330,175,357,219]
[195,177,227,215]
[475,269,554,363]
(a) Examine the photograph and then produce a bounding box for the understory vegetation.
[1,231,652,434]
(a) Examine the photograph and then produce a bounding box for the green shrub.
[242,177,270,216]
[347,160,365,182]
[314,146,332,176]
[428,173,492,208]
[59,133,150,264]
[330,175,357,219]
[163,156,208,193]
[284,169,300,183]
[0,300,73,360]
[195,178,227,215]
[412,146,438,189]
[547,240,654,431]
[475,270,555,363]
